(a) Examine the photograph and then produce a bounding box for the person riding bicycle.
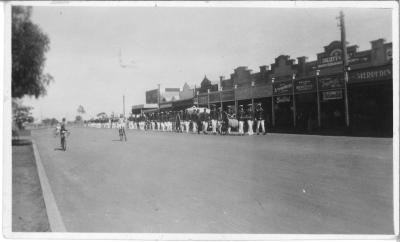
[60,118,69,150]
[60,118,67,134]
[118,115,127,141]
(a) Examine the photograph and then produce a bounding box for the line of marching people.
[130,102,267,136]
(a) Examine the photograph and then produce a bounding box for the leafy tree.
[50,118,58,126]
[75,115,82,122]
[41,118,58,126]
[77,105,86,115]
[12,6,53,98]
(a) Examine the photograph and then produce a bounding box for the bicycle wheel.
[61,137,66,151]
[123,129,127,141]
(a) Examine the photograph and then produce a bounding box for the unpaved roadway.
[32,127,393,233]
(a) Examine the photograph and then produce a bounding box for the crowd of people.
[90,103,268,136]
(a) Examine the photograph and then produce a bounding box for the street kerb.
[31,139,66,232]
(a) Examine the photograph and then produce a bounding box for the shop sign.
[273,80,293,95]
[294,79,316,93]
[318,48,343,68]
[317,41,370,68]
[276,95,291,103]
[318,75,344,90]
[322,90,343,101]
[349,65,392,83]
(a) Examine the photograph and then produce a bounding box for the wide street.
[32,127,393,234]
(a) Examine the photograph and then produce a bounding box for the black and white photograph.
[3,1,399,240]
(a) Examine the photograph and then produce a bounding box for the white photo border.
[2,1,399,241]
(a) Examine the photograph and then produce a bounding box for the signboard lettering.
[318,75,344,90]
[322,90,343,101]
[273,80,293,95]
[276,96,291,103]
[349,65,392,83]
[294,79,316,93]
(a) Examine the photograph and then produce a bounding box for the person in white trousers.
[246,104,254,135]
[237,105,245,135]
[255,102,266,135]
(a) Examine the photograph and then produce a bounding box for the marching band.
[87,103,267,136]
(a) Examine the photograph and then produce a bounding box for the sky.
[20,5,392,122]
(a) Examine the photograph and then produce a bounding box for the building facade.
[137,38,392,137]
[194,39,392,137]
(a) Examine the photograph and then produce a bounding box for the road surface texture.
[32,127,393,234]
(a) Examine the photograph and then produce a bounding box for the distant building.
[179,82,195,100]
[162,88,180,102]
[146,87,181,104]
[146,89,159,104]
[197,75,219,94]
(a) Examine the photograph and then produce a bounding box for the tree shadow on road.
[12,139,32,146]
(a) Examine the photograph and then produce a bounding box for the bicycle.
[118,127,127,141]
[60,130,70,151]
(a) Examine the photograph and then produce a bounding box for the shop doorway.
[295,93,318,133]
[273,95,293,131]
[349,82,392,137]
[320,90,345,132]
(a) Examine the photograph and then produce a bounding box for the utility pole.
[158,84,161,109]
[338,10,350,128]
[123,95,125,117]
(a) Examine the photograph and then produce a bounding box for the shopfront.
[294,78,318,133]
[272,80,294,130]
[317,74,346,132]
[348,64,393,137]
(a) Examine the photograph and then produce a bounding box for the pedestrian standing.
[210,105,217,134]
[255,103,266,135]
[196,109,202,134]
[202,108,209,134]
[237,105,245,135]
[176,111,181,132]
[216,106,223,134]
[246,104,254,135]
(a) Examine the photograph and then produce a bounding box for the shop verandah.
[195,64,393,137]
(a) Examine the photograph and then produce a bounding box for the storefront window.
[274,95,293,129]
[320,89,345,130]
[295,93,317,133]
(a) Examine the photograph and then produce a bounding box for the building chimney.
[370,39,386,65]
[371,38,385,49]
[296,56,308,76]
